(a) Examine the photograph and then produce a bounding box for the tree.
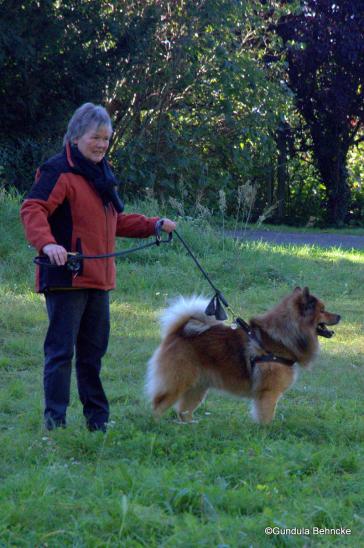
[0,0,292,222]
[107,0,289,211]
[0,0,123,188]
[276,0,364,225]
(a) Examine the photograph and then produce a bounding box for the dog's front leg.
[251,391,282,424]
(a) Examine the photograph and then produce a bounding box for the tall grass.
[0,190,363,546]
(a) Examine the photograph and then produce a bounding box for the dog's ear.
[299,287,317,317]
[302,287,310,301]
[294,286,302,293]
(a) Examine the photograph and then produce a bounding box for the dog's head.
[294,286,341,338]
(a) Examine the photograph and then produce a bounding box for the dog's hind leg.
[174,385,208,423]
[152,390,181,417]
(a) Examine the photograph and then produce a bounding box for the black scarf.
[69,144,124,213]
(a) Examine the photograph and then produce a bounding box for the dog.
[146,287,340,424]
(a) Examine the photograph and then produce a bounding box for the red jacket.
[20,145,159,292]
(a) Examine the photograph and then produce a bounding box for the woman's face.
[74,125,112,163]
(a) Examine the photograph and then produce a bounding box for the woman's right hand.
[42,244,68,266]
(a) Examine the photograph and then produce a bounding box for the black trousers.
[44,289,110,429]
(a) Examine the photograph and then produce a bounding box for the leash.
[34,229,172,273]
[174,230,253,327]
[174,230,230,320]
[33,225,295,367]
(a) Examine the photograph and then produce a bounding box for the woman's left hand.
[161,218,177,233]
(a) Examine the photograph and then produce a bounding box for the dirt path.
[227,229,364,250]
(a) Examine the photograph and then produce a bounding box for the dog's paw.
[174,415,199,425]
[179,420,199,425]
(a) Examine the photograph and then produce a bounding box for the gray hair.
[63,102,112,145]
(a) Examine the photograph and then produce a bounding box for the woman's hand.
[42,244,68,266]
[161,218,177,233]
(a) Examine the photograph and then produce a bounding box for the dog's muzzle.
[316,323,334,338]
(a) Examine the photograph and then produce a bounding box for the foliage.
[1,1,364,225]
[0,0,293,213]
[347,139,364,225]
[276,0,364,225]
[0,0,124,189]
[107,0,290,215]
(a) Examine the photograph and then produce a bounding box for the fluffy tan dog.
[146,287,340,424]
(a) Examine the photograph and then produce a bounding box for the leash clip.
[205,292,228,321]
[66,252,82,273]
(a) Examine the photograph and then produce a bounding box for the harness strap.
[235,317,296,368]
[250,354,296,368]
[235,317,258,341]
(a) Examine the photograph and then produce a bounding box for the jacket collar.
[65,142,76,168]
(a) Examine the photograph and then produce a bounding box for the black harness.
[250,354,296,368]
[234,317,296,369]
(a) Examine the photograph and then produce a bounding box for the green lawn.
[0,191,363,546]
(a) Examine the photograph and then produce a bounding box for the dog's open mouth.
[316,323,334,338]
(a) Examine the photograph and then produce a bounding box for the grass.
[0,189,363,546]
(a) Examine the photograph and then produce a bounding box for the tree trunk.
[266,163,274,207]
[315,145,351,226]
[276,123,289,220]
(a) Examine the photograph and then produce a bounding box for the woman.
[20,102,176,432]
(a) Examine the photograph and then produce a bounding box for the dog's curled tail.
[160,295,224,337]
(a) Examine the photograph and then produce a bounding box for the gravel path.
[227,229,364,250]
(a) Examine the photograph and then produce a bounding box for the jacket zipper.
[73,237,83,280]
[104,204,109,284]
